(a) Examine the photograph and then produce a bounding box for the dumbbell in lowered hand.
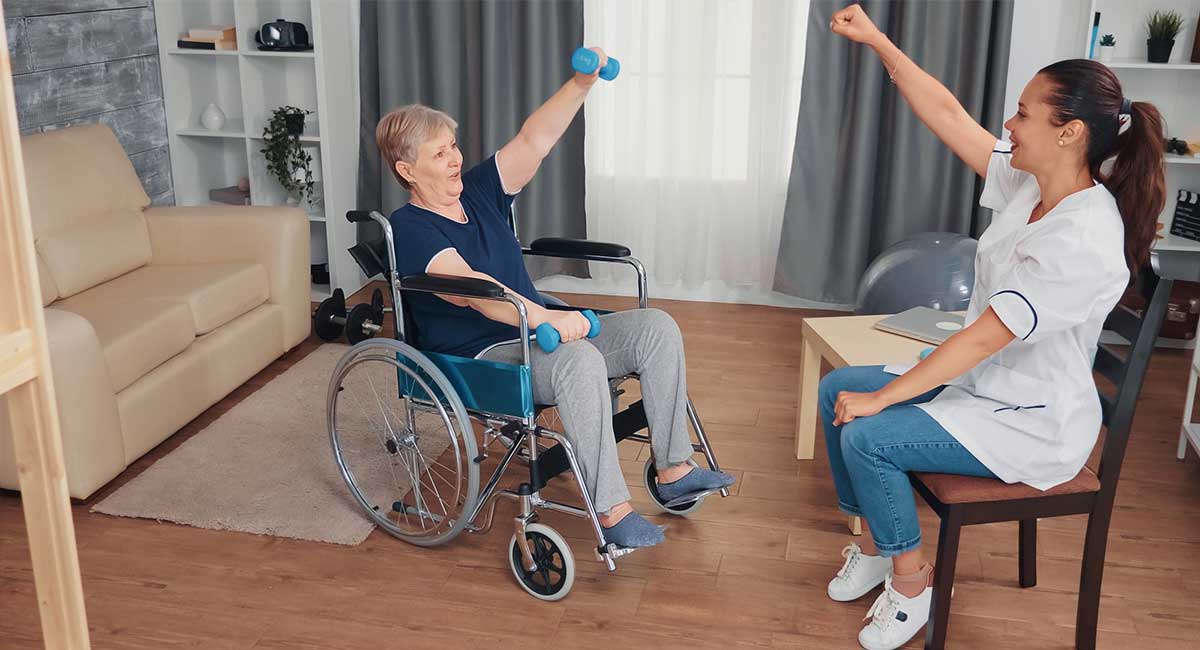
[535,310,601,353]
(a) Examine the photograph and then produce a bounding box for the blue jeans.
[819,366,997,557]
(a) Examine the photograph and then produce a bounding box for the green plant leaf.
[259,105,316,202]
[1146,9,1185,40]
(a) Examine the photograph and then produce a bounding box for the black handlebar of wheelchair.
[527,237,631,258]
[399,273,506,299]
[346,210,377,223]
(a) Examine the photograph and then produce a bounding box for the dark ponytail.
[1038,59,1166,278]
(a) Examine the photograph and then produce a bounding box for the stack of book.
[178,25,237,51]
[1170,189,1200,242]
[209,185,251,205]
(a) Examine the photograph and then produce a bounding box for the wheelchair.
[326,208,728,600]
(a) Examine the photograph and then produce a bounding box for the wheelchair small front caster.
[508,523,575,601]
[643,458,706,515]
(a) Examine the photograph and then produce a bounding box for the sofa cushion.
[53,298,195,392]
[37,207,152,298]
[55,262,270,336]
[21,124,149,240]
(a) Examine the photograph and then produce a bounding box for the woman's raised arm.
[496,47,607,192]
[832,4,996,178]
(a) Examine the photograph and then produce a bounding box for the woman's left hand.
[573,47,607,89]
[833,390,888,426]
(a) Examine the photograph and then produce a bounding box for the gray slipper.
[656,466,736,505]
[602,511,666,548]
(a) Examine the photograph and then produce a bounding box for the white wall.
[1001,0,1090,129]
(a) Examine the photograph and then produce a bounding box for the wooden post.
[0,4,92,648]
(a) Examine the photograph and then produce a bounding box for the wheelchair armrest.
[400,273,506,299]
[526,237,631,259]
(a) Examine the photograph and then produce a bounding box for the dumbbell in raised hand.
[571,47,620,81]
[535,310,601,353]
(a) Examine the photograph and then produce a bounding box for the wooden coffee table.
[795,314,935,535]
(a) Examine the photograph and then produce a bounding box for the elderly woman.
[375,48,734,549]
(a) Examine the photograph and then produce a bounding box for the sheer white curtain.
[537,0,811,305]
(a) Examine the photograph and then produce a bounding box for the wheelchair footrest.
[594,543,640,563]
[661,487,721,508]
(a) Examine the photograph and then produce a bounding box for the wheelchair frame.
[329,208,727,599]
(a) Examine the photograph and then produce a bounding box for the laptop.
[873,306,966,345]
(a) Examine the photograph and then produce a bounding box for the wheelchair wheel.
[508,523,575,601]
[328,339,479,547]
[643,458,705,515]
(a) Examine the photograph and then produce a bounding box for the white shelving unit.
[1082,1,1200,461]
[154,0,363,302]
[1084,0,1200,228]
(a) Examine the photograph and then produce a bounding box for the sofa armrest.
[0,308,127,499]
[144,206,310,350]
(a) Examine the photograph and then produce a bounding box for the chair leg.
[1075,510,1112,650]
[1019,518,1037,588]
[925,507,963,650]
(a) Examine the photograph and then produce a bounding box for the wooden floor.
[3,284,1200,649]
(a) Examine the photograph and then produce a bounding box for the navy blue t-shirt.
[390,155,544,358]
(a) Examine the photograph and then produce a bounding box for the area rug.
[92,343,450,546]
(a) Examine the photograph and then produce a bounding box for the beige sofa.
[0,124,310,499]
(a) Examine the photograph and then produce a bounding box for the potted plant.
[1098,34,1116,62]
[260,106,314,204]
[1146,9,1185,63]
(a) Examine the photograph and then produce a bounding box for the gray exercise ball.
[855,232,977,315]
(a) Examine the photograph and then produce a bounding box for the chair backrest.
[1092,267,1172,495]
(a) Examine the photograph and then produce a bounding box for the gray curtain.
[773,0,1013,305]
[358,0,588,279]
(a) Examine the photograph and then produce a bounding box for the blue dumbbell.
[536,310,601,353]
[571,47,620,81]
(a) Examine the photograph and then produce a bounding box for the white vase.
[1098,46,1115,63]
[200,103,226,131]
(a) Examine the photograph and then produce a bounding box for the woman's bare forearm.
[440,270,549,328]
[876,308,1015,406]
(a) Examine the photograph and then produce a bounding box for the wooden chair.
[910,269,1172,650]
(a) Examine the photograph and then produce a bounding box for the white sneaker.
[827,543,892,602]
[857,576,932,650]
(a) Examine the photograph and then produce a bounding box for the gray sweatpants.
[479,308,694,514]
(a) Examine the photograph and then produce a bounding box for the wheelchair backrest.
[346,203,521,282]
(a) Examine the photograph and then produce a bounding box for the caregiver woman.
[818,4,1166,650]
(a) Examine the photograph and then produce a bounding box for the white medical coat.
[916,142,1130,490]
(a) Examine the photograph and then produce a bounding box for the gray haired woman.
[375,48,734,549]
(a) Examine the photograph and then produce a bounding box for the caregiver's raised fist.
[831,4,882,45]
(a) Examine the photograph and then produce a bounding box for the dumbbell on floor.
[571,47,620,81]
[314,288,387,344]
